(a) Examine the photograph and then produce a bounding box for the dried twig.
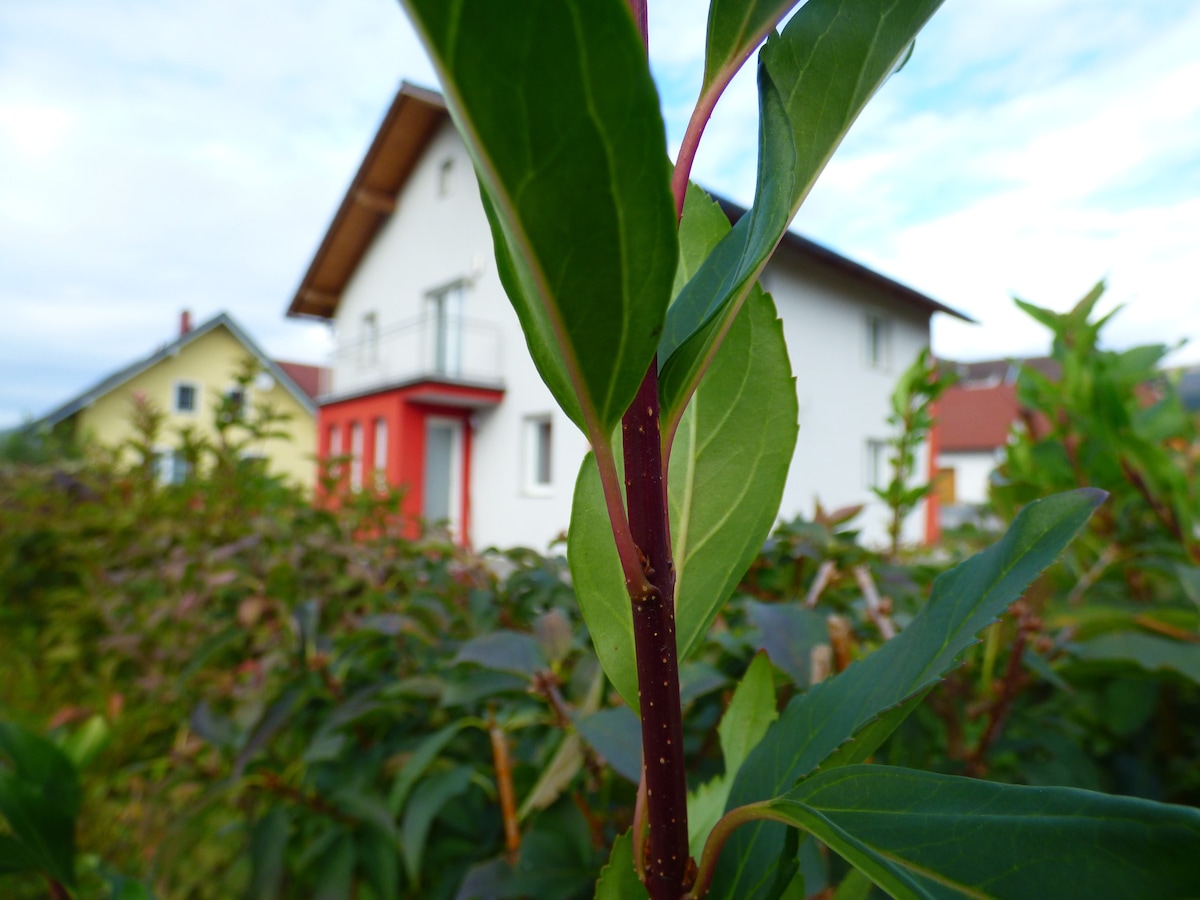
[804,560,838,608]
[852,564,896,640]
[488,713,521,863]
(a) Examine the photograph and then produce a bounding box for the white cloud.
[3,0,1199,429]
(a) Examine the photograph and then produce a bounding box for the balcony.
[322,313,504,404]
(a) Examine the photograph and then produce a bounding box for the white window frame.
[224,383,250,421]
[866,438,888,491]
[865,312,893,370]
[349,421,364,491]
[153,445,190,485]
[426,280,466,378]
[522,414,554,497]
[373,417,389,490]
[328,424,342,479]
[173,380,200,415]
[359,311,379,368]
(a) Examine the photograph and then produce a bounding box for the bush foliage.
[3,295,1199,898]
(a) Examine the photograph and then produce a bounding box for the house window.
[427,281,466,377]
[866,313,892,369]
[866,439,887,490]
[173,381,199,414]
[328,424,342,479]
[349,422,363,491]
[373,418,388,490]
[438,156,454,197]
[360,312,379,367]
[225,385,247,420]
[154,448,191,485]
[523,415,553,495]
[238,453,268,477]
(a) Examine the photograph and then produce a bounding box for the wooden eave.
[287,82,448,321]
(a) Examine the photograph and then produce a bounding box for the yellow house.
[36,312,321,488]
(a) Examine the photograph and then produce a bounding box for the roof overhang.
[286,83,972,328]
[286,82,448,321]
[320,378,505,411]
[715,196,974,323]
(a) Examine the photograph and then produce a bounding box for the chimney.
[180,310,192,336]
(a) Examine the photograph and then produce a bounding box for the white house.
[287,83,969,550]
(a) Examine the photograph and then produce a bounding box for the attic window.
[438,156,454,197]
[523,414,553,495]
[174,381,198,414]
[866,313,893,369]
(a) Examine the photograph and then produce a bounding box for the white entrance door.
[423,417,464,537]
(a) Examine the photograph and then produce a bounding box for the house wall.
[764,254,932,546]
[328,120,589,550]
[75,325,316,487]
[324,120,935,550]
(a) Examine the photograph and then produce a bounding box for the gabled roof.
[35,313,318,428]
[286,83,971,324]
[944,356,1059,386]
[287,83,447,320]
[275,361,328,401]
[715,197,971,322]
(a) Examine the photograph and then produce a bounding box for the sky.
[2,0,1199,429]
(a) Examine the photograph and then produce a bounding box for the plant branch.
[593,439,656,600]
[633,766,649,882]
[670,87,720,221]
[488,713,521,863]
[622,361,690,899]
[852,564,896,640]
[804,559,837,608]
[966,605,1035,776]
[686,801,776,899]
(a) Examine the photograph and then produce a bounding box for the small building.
[934,357,1056,527]
[32,312,323,488]
[287,83,971,549]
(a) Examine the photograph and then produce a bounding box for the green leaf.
[595,830,649,900]
[388,722,469,815]
[0,721,80,889]
[452,630,547,678]
[762,765,1200,900]
[0,834,34,875]
[518,733,584,820]
[400,765,473,886]
[712,489,1105,899]
[507,801,596,899]
[401,0,677,435]
[702,0,805,95]
[1071,631,1200,686]
[570,247,796,710]
[567,451,639,709]
[575,707,642,784]
[689,653,779,857]
[59,714,111,770]
[313,832,356,900]
[744,600,826,687]
[670,283,797,664]
[247,805,289,900]
[719,652,779,779]
[660,0,944,420]
[357,826,400,900]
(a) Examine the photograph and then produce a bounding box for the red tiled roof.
[275,361,327,400]
[937,383,1021,452]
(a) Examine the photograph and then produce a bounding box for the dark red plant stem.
[627,0,648,51]
[623,361,690,899]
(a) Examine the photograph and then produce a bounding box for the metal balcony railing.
[323,313,503,399]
